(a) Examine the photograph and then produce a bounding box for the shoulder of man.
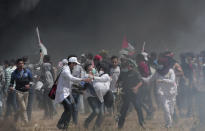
[24,68,32,75]
[11,69,18,77]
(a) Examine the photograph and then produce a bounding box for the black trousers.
[118,91,144,128]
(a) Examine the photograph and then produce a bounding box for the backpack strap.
[54,69,63,84]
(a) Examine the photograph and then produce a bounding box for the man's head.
[4,60,10,68]
[98,62,110,75]
[136,54,145,63]
[16,58,24,70]
[185,52,194,64]
[120,58,134,72]
[84,63,93,73]
[111,56,119,68]
[43,55,50,63]
[68,57,80,70]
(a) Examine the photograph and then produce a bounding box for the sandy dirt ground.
[1,107,203,131]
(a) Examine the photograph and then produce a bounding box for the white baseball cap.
[68,57,80,65]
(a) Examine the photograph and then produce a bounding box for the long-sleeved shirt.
[0,66,5,89]
[4,66,16,90]
[93,74,111,103]
[72,64,85,78]
[10,68,32,92]
[55,65,82,104]
[110,66,120,92]
[143,68,177,96]
[40,63,54,89]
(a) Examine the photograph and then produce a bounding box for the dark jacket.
[10,68,32,92]
[118,70,142,94]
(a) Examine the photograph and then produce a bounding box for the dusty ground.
[6,107,202,131]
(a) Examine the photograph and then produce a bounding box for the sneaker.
[57,123,64,130]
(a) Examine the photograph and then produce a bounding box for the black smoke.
[0,0,205,62]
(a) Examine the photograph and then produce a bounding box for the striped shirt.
[4,66,16,90]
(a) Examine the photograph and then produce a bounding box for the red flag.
[122,36,129,49]
[120,36,136,56]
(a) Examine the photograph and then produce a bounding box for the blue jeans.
[4,91,18,118]
[84,97,104,128]
[72,92,80,125]
[57,96,74,129]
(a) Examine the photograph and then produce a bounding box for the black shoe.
[57,123,64,129]
[57,123,68,130]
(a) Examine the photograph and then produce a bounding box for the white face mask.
[99,70,104,75]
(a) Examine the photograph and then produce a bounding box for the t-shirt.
[110,66,120,92]
[118,70,141,93]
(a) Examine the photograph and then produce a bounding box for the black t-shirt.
[118,70,141,92]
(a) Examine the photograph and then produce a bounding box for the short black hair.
[98,62,110,75]
[84,63,92,72]
[111,56,118,60]
[43,55,50,62]
[16,58,24,64]
[4,60,10,66]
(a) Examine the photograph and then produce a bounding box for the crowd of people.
[1,49,205,130]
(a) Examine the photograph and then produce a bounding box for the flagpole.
[36,27,41,45]
[142,41,146,52]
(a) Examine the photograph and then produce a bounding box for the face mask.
[157,64,164,70]
[99,71,104,75]
[92,68,96,74]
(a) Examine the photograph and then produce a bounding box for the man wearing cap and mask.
[117,59,145,129]
[143,56,177,128]
[136,53,154,120]
[55,57,90,130]
[69,55,85,125]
